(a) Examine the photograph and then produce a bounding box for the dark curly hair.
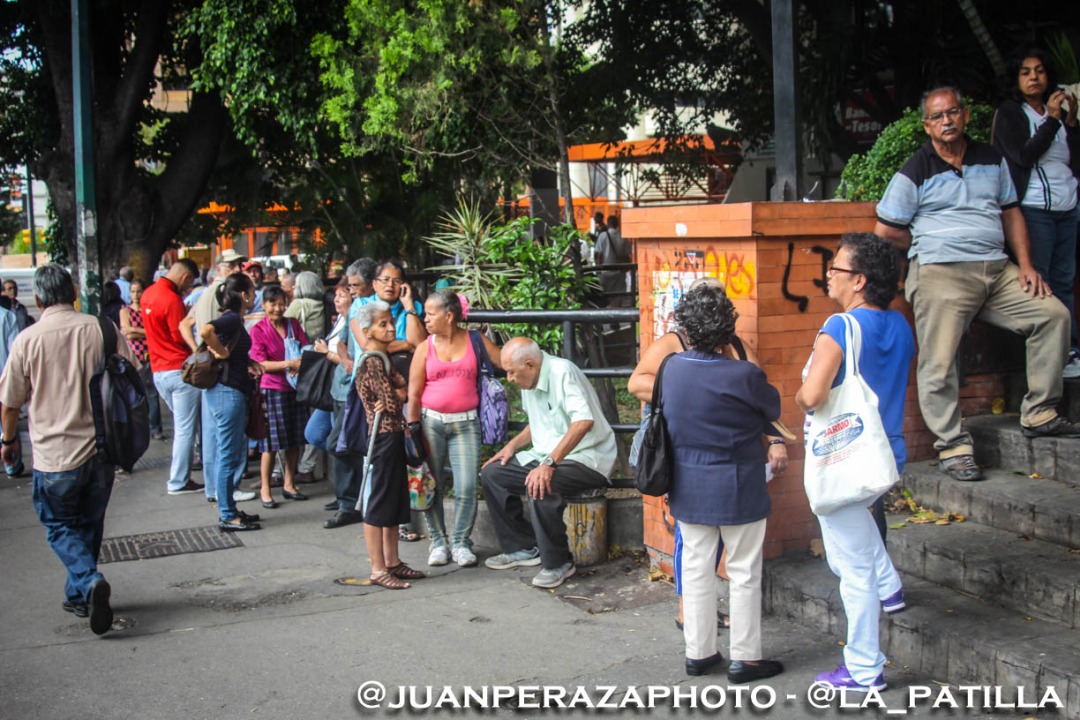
[838,233,904,309]
[674,285,738,351]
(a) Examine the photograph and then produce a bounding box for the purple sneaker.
[882,588,906,614]
[815,664,886,692]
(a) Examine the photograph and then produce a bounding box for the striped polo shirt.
[876,137,1019,264]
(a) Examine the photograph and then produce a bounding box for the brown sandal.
[387,562,425,580]
[370,571,410,590]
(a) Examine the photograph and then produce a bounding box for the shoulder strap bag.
[802,314,899,515]
[634,353,676,497]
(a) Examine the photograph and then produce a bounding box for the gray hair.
[33,264,77,308]
[280,271,296,286]
[292,271,323,300]
[921,86,965,118]
[119,266,135,281]
[355,300,391,330]
[346,257,378,284]
[504,338,543,366]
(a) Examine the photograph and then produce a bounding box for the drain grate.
[99,526,243,564]
[132,455,171,471]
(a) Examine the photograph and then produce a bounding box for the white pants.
[679,518,767,661]
[817,501,902,684]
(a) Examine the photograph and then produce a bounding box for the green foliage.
[1047,32,1079,85]
[425,200,596,352]
[836,104,994,202]
[43,205,68,267]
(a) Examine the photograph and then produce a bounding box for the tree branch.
[114,0,170,140]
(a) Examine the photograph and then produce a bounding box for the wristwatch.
[542,455,558,468]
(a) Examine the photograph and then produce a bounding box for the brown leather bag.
[181,331,240,389]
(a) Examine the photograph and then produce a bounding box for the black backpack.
[90,318,151,472]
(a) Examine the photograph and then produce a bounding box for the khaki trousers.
[679,518,767,662]
[906,258,1069,458]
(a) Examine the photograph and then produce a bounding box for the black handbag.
[295,350,335,411]
[634,353,676,497]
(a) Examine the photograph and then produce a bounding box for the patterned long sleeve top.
[356,355,406,434]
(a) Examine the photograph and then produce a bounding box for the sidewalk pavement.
[0,427,993,719]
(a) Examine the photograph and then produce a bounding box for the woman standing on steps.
[797,233,914,692]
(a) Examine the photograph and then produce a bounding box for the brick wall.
[624,202,1005,575]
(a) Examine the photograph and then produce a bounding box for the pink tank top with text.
[421,336,479,414]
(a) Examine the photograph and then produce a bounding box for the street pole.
[770,0,802,201]
[71,0,100,314]
[24,165,36,267]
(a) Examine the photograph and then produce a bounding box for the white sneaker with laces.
[428,546,450,566]
[232,489,258,502]
[452,547,478,567]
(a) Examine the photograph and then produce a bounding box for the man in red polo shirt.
[141,259,202,495]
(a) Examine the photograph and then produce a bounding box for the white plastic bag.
[803,314,898,516]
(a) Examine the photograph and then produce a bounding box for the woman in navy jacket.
[661,284,784,682]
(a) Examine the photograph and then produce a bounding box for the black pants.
[327,399,363,512]
[480,458,606,569]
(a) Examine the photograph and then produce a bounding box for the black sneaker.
[62,600,89,618]
[939,454,984,482]
[1022,416,1080,439]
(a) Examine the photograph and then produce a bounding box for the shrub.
[836,103,994,202]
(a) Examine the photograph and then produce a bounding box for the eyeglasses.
[924,107,963,124]
[375,277,403,286]
[828,265,858,275]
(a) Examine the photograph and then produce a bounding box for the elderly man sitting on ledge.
[481,337,617,589]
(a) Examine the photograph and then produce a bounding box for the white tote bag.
[803,314,898,516]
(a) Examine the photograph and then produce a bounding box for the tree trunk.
[33,1,227,284]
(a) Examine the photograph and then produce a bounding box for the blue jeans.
[202,387,246,500]
[304,409,333,450]
[154,370,201,492]
[203,384,249,521]
[1024,205,1080,347]
[422,413,481,550]
[32,454,114,605]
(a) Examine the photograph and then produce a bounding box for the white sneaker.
[452,547,478,567]
[232,489,257,502]
[428,546,450,566]
[1064,356,1080,379]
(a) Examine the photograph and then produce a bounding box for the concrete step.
[764,553,1080,716]
[886,515,1080,628]
[901,460,1080,550]
[967,414,1080,488]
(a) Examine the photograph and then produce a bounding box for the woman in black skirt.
[354,301,425,589]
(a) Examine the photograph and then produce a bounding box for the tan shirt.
[0,305,139,472]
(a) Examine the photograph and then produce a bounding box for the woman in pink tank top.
[407,290,502,568]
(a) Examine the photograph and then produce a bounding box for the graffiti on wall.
[646,246,757,338]
[782,242,835,312]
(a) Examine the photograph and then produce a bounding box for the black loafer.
[727,659,784,684]
[685,652,725,676]
[261,498,279,509]
[62,601,89,618]
[324,511,362,529]
[237,510,260,523]
[219,519,261,532]
[324,500,339,511]
[282,489,308,501]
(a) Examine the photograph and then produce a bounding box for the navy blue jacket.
[661,350,780,526]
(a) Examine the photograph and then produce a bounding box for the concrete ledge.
[414,489,644,558]
[887,516,1080,628]
[967,414,1080,488]
[764,553,1080,718]
[902,460,1080,550]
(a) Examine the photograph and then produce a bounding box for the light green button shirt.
[515,353,617,478]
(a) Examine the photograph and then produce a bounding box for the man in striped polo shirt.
[874,85,1080,483]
